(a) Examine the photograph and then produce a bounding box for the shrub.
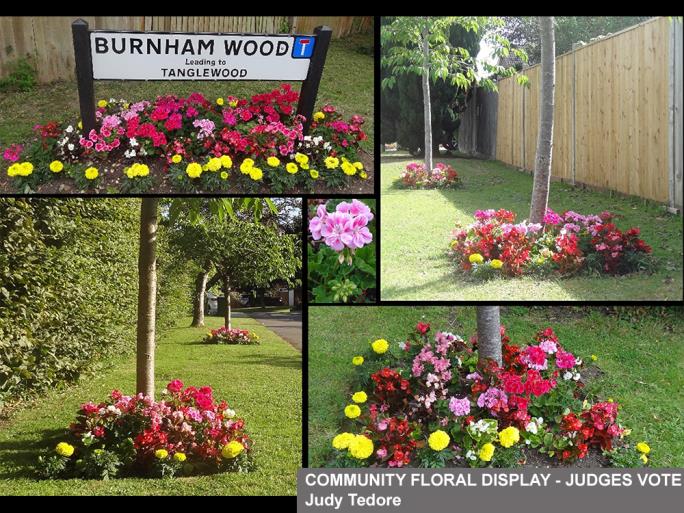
[329,322,647,468]
[0,57,37,92]
[203,327,260,345]
[36,380,254,479]
[448,208,653,278]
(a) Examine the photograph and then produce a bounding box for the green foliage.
[0,199,140,409]
[308,245,376,303]
[0,57,37,93]
[606,444,647,468]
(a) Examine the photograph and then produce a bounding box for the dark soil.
[0,149,374,195]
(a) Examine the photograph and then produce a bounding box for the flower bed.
[1,86,369,194]
[448,208,653,278]
[329,323,651,468]
[203,327,260,345]
[308,199,376,303]
[398,162,462,189]
[36,380,253,479]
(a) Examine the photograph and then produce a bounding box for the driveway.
[233,309,302,352]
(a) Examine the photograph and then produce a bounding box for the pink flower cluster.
[308,199,373,252]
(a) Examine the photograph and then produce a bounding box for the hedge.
[0,198,193,411]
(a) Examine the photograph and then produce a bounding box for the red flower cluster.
[366,415,416,468]
[370,368,411,411]
[560,401,622,460]
[591,224,652,274]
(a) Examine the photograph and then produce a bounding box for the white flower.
[576,358,583,366]
[66,125,74,133]
[525,421,538,434]
[466,450,476,461]
[129,137,138,147]
[563,371,573,380]
[106,405,121,415]
[573,372,581,381]
[140,148,147,156]
[223,408,236,419]
[398,341,407,351]
[67,143,75,151]
[525,439,531,445]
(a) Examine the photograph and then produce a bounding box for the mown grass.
[308,306,684,468]
[0,33,374,152]
[0,315,301,495]
[381,155,683,300]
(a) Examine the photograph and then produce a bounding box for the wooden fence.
[478,17,682,208]
[0,16,373,83]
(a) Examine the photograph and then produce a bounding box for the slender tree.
[136,198,276,397]
[529,16,556,224]
[136,198,158,397]
[381,16,528,168]
[476,306,502,366]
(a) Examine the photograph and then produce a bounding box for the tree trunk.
[476,306,502,366]
[191,269,209,327]
[421,24,433,170]
[222,275,232,329]
[529,16,556,224]
[136,198,158,398]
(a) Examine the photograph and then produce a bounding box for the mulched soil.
[0,149,374,195]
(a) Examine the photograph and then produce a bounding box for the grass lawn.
[0,33,374,153]
[381,154,683,300]
[0,315,301,495]
[307,305,684,468]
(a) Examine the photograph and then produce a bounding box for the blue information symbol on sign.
[292,36,315,59]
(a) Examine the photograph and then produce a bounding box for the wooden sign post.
[71,18,331,135]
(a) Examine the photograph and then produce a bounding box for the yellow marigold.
[359,171,368,179]
[78,120,83,130]
[469,253,484,264]
[229,99,239,108]
[49,160,64,173]
[216,97,225,106]
[640,454,648,464]
[186,162,202,179]
[344,404,361,419]
[221,441,244,459]
[171,154,182,164]
[332,432,355,450]
[591,354,598,361]
[309,169,319,179]
[428,430,450,451]
[154,449,168,459]
[173,452,187,462]
[7,163,20,177]
[479,443,495,462]
[240,158,254,174]
[300,162,310,170]
[341,161,357,176]
[352,356,364,366]
[313,111,325,122]
[220,171,229,180]
[636,442,651,455]
[353,161,364,170]
[490,259,504,269]
[286,162,298,174]
[352,391,367,404]
[267,156,280,167]
[19,162,34,176]
[136,164,150,177]
[324,156,339,169]
[371,338,389,354]
[97,99,108,108]
[220,155,233,168]
[499,426,520,448]
[55,442,74,457]
[348,435,373,459]
[84,166,99,180]
[249,167,263,181]
[294,152,309,165]
[207,157,222,172]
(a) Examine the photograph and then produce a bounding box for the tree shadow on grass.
[0,428,65,479]
[231,354,301,370]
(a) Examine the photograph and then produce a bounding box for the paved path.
[233,309,302,352]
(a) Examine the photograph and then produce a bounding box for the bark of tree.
[476,306,502,366]
[421,23,433,171]
[222,275,232,329]
[191,268,209,327]
[136,198,158,398]
[529,16,556,224]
